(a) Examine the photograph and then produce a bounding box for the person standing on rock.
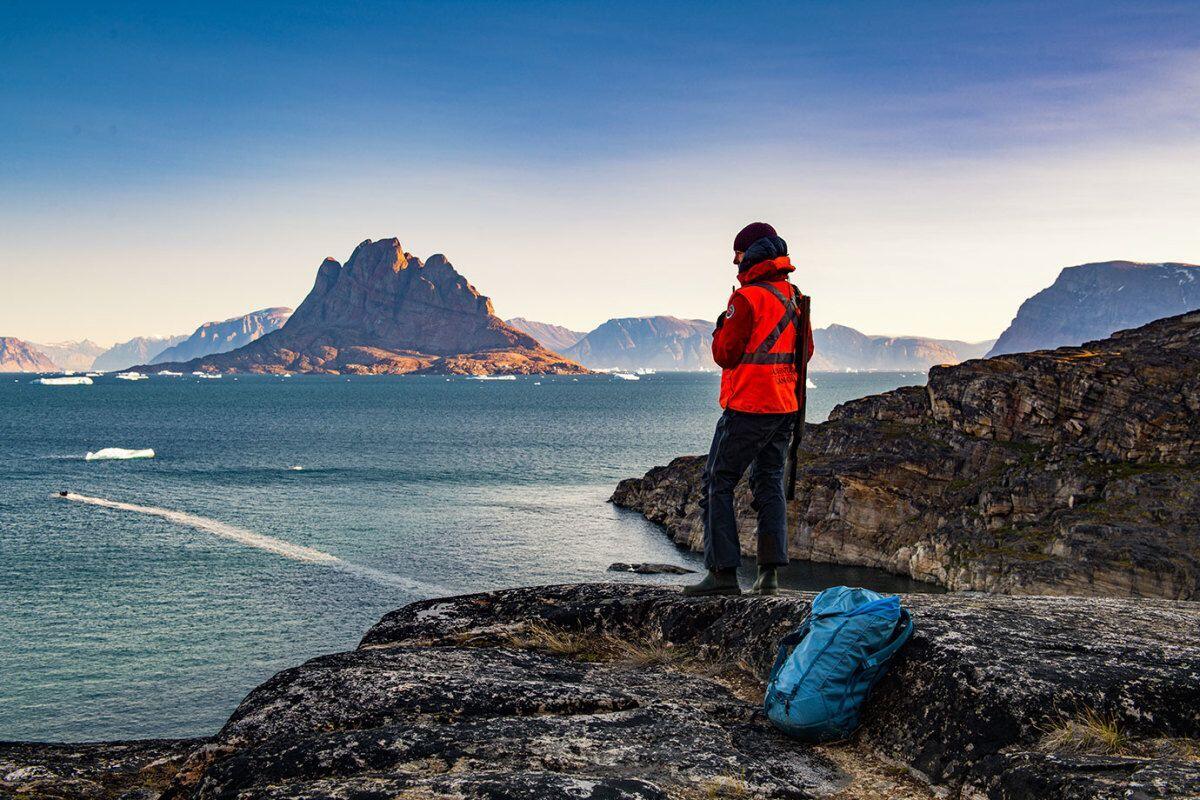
[684,222,814,597]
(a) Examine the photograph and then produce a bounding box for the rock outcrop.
[565,316,715,371]
[147,308,292,366]
[10,584,1196,799]
[505,317,585,353]
[811,325,993,372]
[614,311,1200,599]
[141,239,588,375]
[92,335,188,372]
[989,260,1200,357]
[0,337,58,372]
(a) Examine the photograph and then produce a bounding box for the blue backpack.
[764,586,914,741]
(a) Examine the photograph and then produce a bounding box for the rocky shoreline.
[4,583,1198,799]
[613,311,1200,599]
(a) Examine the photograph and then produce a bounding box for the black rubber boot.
[748,565,780,596]
[682,569,742,597]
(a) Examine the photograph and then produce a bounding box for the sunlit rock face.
[0,337,58,372]
[988,260,1200,357]
[142,239,588,375]
[614,310,1200,599]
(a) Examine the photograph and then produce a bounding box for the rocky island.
[4,583,1198,799]
[614,311,1200,599]
[140,239,588,376]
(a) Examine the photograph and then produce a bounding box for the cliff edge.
[613,310,1200,598]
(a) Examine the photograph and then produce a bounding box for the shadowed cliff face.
[613,311,1200,599]
[13,584,1195,799]
[988,260,1200,357]
[141,239,588,375]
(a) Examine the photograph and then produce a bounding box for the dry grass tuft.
[1037,708,1200,761]
[1038,708,1129,756]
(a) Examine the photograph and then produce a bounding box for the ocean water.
[0,370,933,742]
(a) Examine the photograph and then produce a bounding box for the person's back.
[684,222,814,597]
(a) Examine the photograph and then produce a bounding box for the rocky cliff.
[5,584,1197,799]
[93,335,188,372]
[811,325,993,372]
[149,308,292,365]
[0,337,58,372]
[565,316,715,370]
[505,317,585,353]
[989,260,1200,356]
[141,239,587,375]
[613,311,1200,599]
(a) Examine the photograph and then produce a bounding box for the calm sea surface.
[0,371,933,741]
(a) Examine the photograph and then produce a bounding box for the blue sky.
[3,1,1199,343]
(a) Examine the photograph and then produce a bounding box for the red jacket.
[713,256,814,413]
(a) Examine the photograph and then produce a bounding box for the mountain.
[810,324,995,371]
[150,307,292,365]
[141,238,587,375]
[0,337,58,372]
[92,335,188,372]
[565,317,714,370]
[989,260,1200,356]
[505,317,585,353]
[28,339,105,371]
[615,309,1200,599]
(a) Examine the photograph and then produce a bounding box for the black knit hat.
[733,222,777,252]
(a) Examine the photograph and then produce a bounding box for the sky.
[2,1,1198,345]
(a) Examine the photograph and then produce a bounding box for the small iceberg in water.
[613,372,640,381]
[287,465,304,471]
[116,372,148,381]
[156,370,183,377]
[807,377,817,389]
[192,371,222,379]
[469,374,517,381]
[35,376,93,386]
[85,448,155,461]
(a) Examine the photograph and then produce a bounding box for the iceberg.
[807,378,817,389]
[115,372,148,380]
[156,370,183,377]
[85,448,155,461]
[613,372,640,381]
[192,371,222,378]
[34,376,93,386]
[468,375,517,381]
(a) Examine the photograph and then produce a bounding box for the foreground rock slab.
[614,311,1200,599]
[7,584,1198,799]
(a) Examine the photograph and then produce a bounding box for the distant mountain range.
[21,257,1200,376]
[92,335,189,372]
[150,307,292,365]
[0,337,59,372]
[989,261,1200,356]
[563,317,714,370]
[28,340,105,371]
[810,325,992,372]
[505,318,585,353]
[141,239,587,375]
[511,315,992,372]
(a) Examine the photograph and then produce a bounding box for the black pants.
[700,408,795,571]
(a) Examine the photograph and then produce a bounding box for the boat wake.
[57,492,444,594]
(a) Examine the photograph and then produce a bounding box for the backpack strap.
[767,615,811,685]
[864,608,914,669]
[740,282,802,365]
